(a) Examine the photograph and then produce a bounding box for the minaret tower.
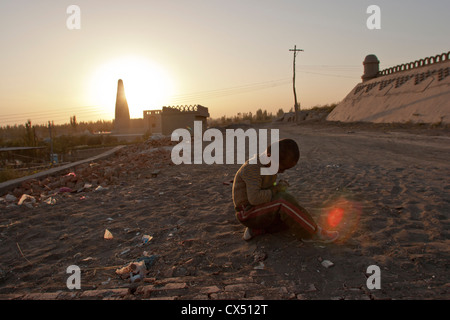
[114,79,130,132]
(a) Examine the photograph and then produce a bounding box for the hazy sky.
[0,0,449,126]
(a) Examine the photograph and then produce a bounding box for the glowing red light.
[327,207,344,228]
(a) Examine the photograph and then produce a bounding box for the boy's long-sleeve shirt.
[232,160,277,209]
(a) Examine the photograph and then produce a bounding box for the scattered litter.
[116,255,159,283]
[151,170,160,177]
[81,257,94,262]
[5,194,17,202]
[253,250,267,263]
[167,227,178,237]
[142,235,153,244]
[43,197,56,205]
[253,261,265,270]
[104,229,113,240]
[321,260,335,268]
[0,137,176,208]
[18,194,36,206]
[120,248,131,255]
[59,233,69,240]
[16,242,31,264]
[326,164,341,168]
[130,273,142,283]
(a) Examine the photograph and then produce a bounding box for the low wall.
[0,145,125,196]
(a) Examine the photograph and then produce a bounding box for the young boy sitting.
[232,138,339,242]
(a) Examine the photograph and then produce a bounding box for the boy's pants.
[235,192,317,240]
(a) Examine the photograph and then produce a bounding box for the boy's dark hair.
[267,138,300,163]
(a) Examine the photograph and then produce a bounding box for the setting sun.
[88,56,174,119]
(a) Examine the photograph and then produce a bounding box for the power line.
[298,64,361,68]
[1,79,293,124]
[0,105,102,119]
[299,70,360,79]
[0,109,111,126]
[169,78,292,104]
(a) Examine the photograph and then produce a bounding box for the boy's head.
[267,139,299,173]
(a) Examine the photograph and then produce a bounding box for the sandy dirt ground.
[0,121,449,300]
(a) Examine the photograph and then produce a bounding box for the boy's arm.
[241,165,273,206]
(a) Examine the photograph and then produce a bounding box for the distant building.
[160,105,210,135]
[144,105,210,136]
[327,51,450,124]
[112,79,209,137]
[143,110,162,134]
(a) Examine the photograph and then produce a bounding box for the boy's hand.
[277,179,290,189]
[271,180,289,196]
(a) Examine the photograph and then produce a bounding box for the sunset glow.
[88,56,174,118]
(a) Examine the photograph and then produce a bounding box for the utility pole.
[289,45,304,123]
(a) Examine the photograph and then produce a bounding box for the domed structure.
[362,54,380,82]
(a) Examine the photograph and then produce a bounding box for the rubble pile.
[0,136,176,208]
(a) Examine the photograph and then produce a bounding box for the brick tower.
[114,79,130,132]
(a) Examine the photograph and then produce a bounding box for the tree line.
[0,118,116,152]
[209,107,289,127]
